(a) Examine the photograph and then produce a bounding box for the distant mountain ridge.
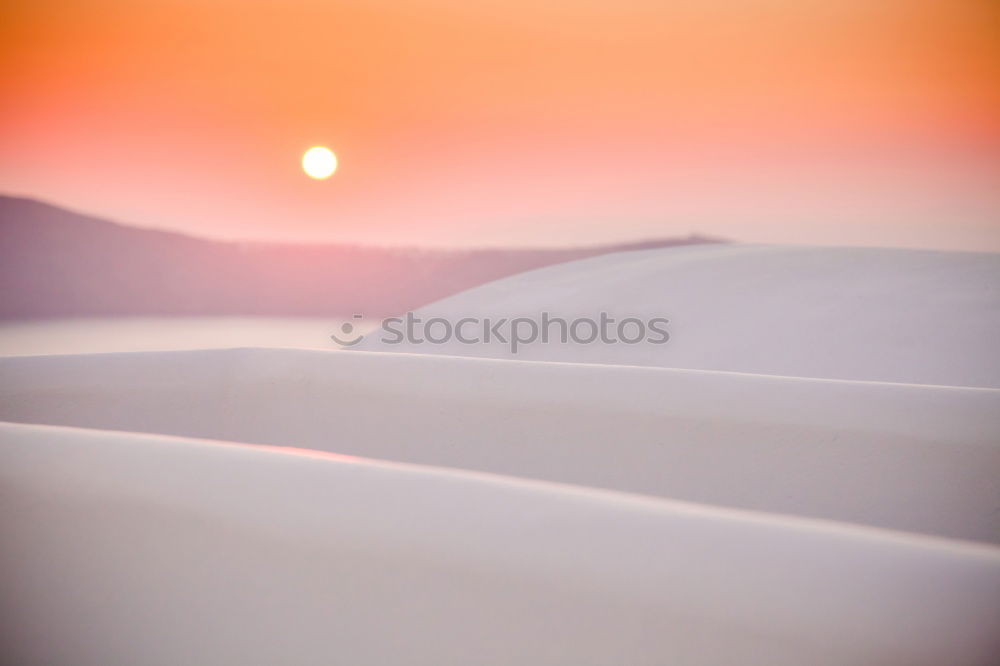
[0,196,722,318]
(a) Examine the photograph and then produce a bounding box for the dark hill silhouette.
[0,196,722,318]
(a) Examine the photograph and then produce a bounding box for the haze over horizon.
[2,0,998,250]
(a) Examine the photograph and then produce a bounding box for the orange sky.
[1,0,998,249]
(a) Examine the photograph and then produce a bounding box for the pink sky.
[1,0,998,249]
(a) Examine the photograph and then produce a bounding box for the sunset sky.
[1,0,998,249]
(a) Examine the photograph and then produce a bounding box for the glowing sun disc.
[302,146,337,179]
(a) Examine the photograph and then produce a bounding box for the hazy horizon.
[1,192,727,251]
[5,189,1000,254]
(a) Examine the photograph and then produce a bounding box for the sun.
[302,146,337,179]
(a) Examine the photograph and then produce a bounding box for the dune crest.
[361,245,1000,388]
[2,347,999,543]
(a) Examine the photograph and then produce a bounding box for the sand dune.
[361,244,1000,388]
[2,347,998,543]
[2,244,999,664]
[3,421,999,666]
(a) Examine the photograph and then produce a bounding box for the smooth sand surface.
[360,244,1000,388]
[1,348,998,543]
[3,245,999,664]
[3,421,1000,666]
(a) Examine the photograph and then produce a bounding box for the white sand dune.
[360,244,1000,388]
[3,421,1000,666]
[2,244,999,664]
[1,348,998,543]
